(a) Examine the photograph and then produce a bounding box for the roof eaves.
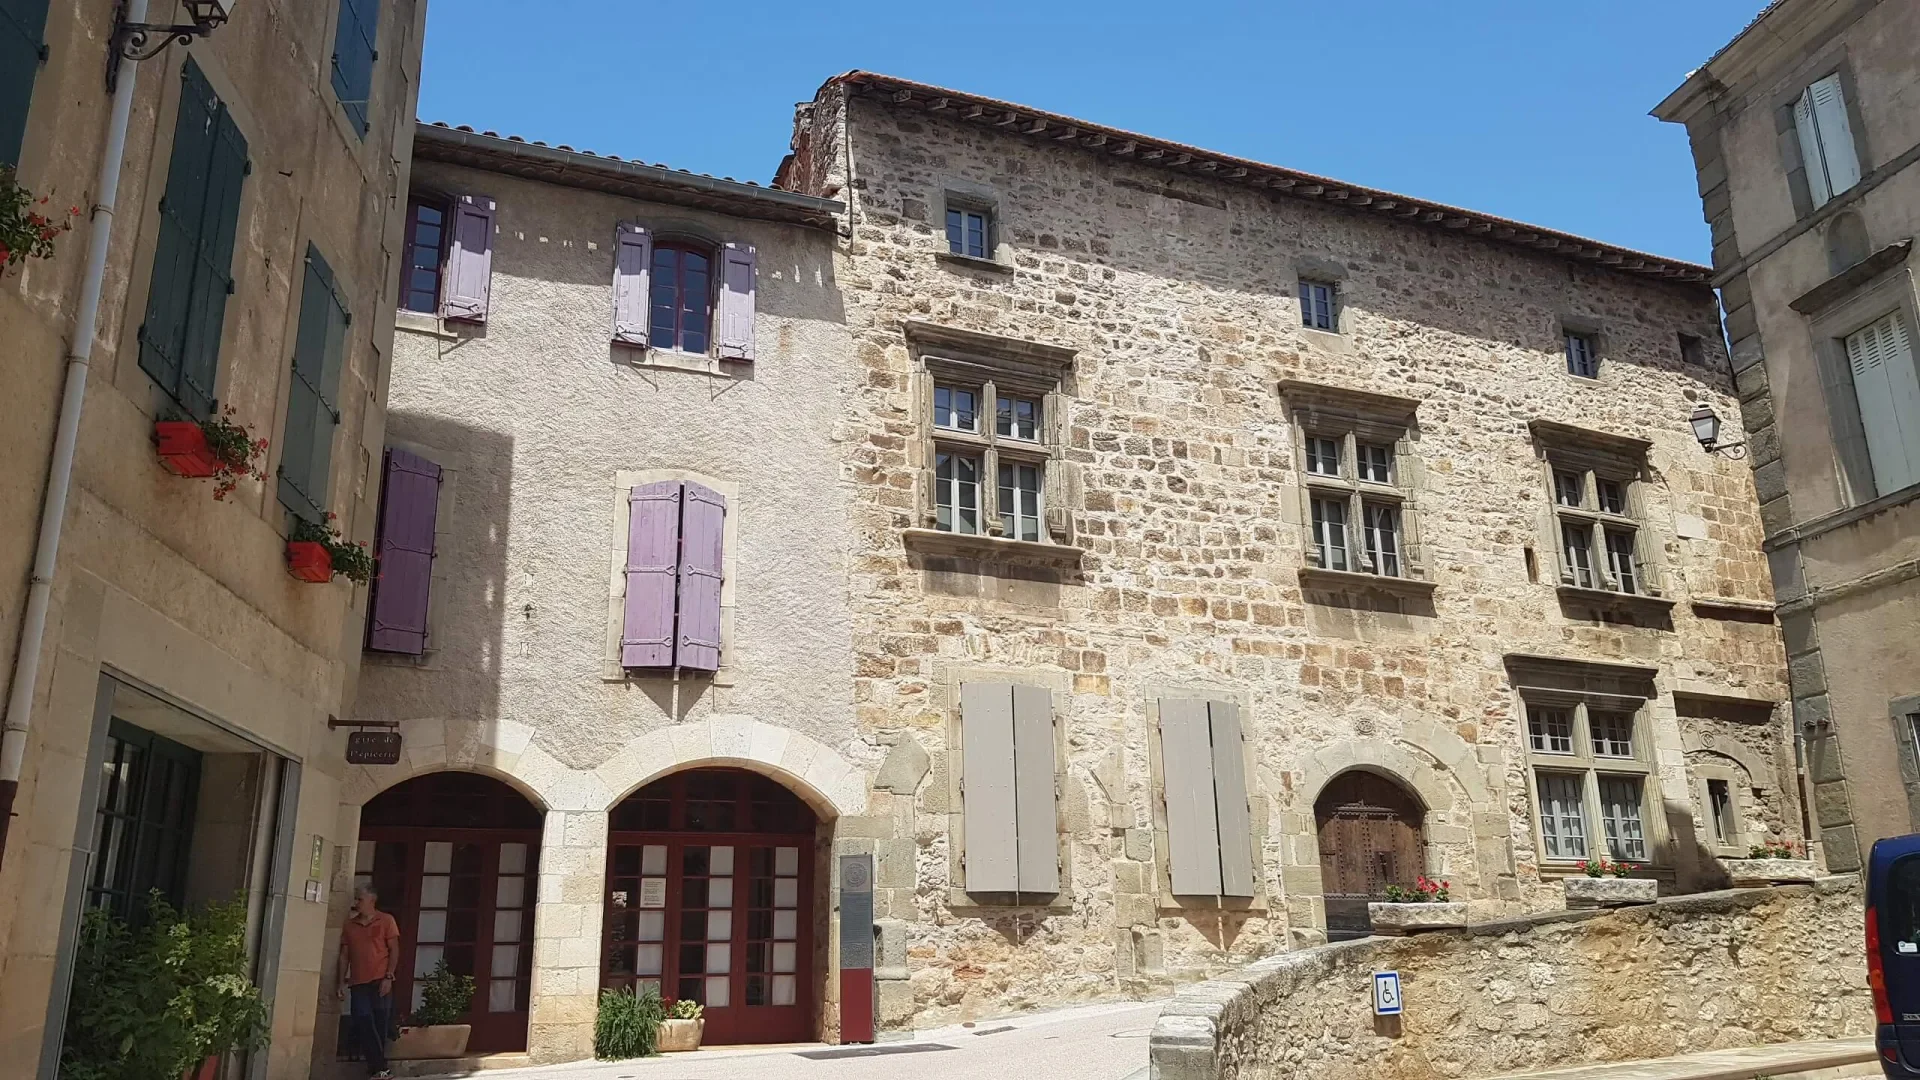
[830,72,1711,288]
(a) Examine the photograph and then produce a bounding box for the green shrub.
[666,998,704,1020]
[410,958,475,1027]
[61,893,270,1080]
[594,985,664,1060]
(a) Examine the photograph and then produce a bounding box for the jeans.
[348,981,391,1072]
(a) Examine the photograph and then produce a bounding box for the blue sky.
[417,1,1765,264]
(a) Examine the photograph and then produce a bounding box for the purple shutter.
[674,481,726,670]
[716,243,756,361]
[366,449,442,655]
[612,222,652,345]
[441,194,495,322]
[621,482,681,668]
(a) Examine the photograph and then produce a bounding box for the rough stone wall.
[1150,877,1870,1080]
[801,83,1795,1029]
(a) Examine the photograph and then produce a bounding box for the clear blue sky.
[417,1,1765,264]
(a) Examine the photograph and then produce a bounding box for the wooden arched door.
[1315,771,1425,940]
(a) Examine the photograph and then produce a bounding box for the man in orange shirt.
[339,885,401,1079]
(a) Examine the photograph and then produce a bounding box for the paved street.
[456,1000,1163,1080]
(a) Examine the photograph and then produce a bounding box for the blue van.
[1869,835,1920,1076]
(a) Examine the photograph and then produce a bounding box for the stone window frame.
[1141,684,1268,912]
[937,663,1074,913]
[1802,261,1920,507]
[903,322,1083,564]
[1528,421,1674,617]
[1561,319,1604,379]
[1509,656,1667,872]
[1691,763,1749,858]
[933,178,1012,274]
[1278,380,1432,598]
[600,469,740,685]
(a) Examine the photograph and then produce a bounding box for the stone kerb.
[1148,876,1869,1080]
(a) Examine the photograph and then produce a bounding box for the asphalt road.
[469,1000,1163,1080]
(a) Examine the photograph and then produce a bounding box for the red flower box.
[155,421,220,478]
[286,541,332,583]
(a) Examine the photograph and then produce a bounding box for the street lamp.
[1690,404,1746,457]
[109,0,241,91]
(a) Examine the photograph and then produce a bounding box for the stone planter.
[1721,858,1820,887]
[1564,876,1658,908]
[658,1017,704,1052]
[1367,901,1468,935]
[388,1024,471,1060]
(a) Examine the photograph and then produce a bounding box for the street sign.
[1373,971,1403,1016]
[345,730,402,765]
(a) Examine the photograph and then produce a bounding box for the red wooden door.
[603,769,817,1044]
[1314,772,1424,940]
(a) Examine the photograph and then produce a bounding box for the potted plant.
[1367,875,1468,935]
[594,985,665,1060]
[1,164,78,274]
[287,512,376,584]
[658,998,705,1052]
[154,405,269,498]
[390,958,474,1060]
[1564,856,1657,907]
[60,893,270,1080]
[1720,838,1820,887]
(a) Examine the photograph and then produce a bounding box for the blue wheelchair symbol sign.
[1373,971,1403,1016]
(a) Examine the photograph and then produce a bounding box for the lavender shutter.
[674,481,726,670]
[365,448,443,655]
[621,482,681,668]
[440,193,495,322]
[611,222,652,345]
[716,242,757,361]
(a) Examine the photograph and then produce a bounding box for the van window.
[1887,855,1920,954]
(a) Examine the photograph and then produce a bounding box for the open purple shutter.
[716,243,756,361]
[621,482,682,668]
[611,222,652,345]
[441,194,495,322]
[366,449,442,655]
[675,481,726,670]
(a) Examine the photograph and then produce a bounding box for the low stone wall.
[1149,877,1870,1080]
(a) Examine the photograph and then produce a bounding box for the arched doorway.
[602,767,817,1045]
[1315,771,1426,941]
[355,772,543,1053]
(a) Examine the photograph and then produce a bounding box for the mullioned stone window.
[1529,420,1675,624]
[1278,380,1431,598]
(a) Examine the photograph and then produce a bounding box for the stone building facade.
[0,1,426,1077]
[1654,0,1920,872]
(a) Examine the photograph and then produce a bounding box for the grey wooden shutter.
[1208,701,1256,898]
[440,194,494,322]
[276,246,349,524]
[1160,698,1222,895]
[1011,684,1059,894]
[961,683,1019,893]
[329,0,380,137]
[715,242,757,360]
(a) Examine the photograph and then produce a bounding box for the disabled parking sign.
[1373,971,1403,1016]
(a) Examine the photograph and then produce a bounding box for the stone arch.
[1682,729,1776,788]
[1296,741,1456,815]
[594,717,866,820]
[340,737,552,812]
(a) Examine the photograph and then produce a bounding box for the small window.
[1562,523,1594,588]
[1679,333,1706,368]
[400,198,448,314]
[1528,707,1574,754]
[1795,72,1862,208]
[1306,436,1341,477]
[649,244,712,354]
[934,384,979,432]
[947,206,990,259]
[1604,530,1638,594]
[1589,711,1634,758]
[1299,280,1337,331]
[1535,771,1589,859]
[997,461,1042,542]
[1555,470,1585,508]
[1707,779,1737,847]
[1358,444,1393,484]
[1565,332,1599,378]
[1310,497,1349,571]
[935,451,982,535]
[996,395,1040,441]
[1597,479,1626,515]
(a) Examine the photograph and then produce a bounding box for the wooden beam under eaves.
[1112,140,1136,156]
[927,97,949,110]
[893,89,913,103]
[963,104,985,119]
[996,111,1021,127]
[1083,133,1107,147]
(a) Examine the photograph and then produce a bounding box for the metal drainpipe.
[0,0,149,873]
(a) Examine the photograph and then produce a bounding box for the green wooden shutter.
[277,246,349,524]
[0,0,50,166]
[330,0,380,136]
[138,59,248,420]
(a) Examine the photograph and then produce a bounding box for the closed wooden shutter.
[440,194,495,322]
[0,0,50,166]
[716,242,757,360]
[621,482,681,669]
[1208,701,1256,898]
[366,449,442,654]
[1159,698,1222,895]
[1846,313,1920,496]
[611,223,652,345]
[330,0,381,136]
[674,481,726,671]
[139,59,248,421]
[1011,684,1058,894]
[276,246,349,523]
[961,683,1019,893]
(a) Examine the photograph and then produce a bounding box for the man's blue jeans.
[348,981,391,1072]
